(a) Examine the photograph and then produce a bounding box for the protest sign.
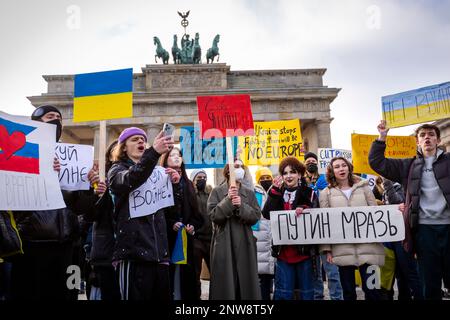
[196,94,254,138]
[361,174,378,188]
[239,119,303,166]
[317,148,352,174]
[55,143,94,191]
[179,126,237,169]
[351,133,416,175]
[382,81,450,128]
[270,205,404,245]
[128,166,174,218]
[0,111,65,210]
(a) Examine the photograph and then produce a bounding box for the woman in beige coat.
[319,157,385,300]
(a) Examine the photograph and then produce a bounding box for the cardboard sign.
[351,134,416,175]
[270,205,404,245]
[179,126,237,169]
[317,148,352,174]
[55,143,94,191]
[0,111,65,210]
[239,119,304,166]
[196,95,254,138]
[128,166,174,218]
[73,68,133,122]
[382,82,450,128]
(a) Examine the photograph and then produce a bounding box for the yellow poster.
[351,134,416,175]
[239,119,304,166]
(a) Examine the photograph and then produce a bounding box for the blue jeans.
[274,259,314,300]
[313,254,343,300]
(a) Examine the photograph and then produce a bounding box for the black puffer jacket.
[13,189,96,243]
[108,147,173,263]
[369,139,450,228]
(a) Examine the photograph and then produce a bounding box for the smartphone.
[162,123,175,137]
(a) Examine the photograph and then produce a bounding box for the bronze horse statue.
[153,36,169,64]
[206,34,220,64]
[172,35,182,64]
[192,33,201,64]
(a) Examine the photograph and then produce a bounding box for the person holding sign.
[207,159,262,300]
[160,147,203,301]
[369,121,450,300]
[108,127,179,301]
[262,156,317,300]
[319,157,385,301]
[10,105,98,301]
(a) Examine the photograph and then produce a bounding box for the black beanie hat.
[304,152,318,162]
[31,105,62,121]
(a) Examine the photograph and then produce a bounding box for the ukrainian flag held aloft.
[73,68,133,122]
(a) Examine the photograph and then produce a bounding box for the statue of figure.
[172,34,182,64]
[206,34,220,64]
[153,36,169,64]
[192,32,201,64]
[180,34,194,64]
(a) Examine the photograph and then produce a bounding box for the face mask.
[307,163,318,173]
[260,180,272,191]
[234,168,245,182]
[46,119,62,142]
[196,179,206,191]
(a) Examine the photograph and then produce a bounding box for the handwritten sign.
[55,143,94,191]
[382,82,450,128]
[0,111,65,210]
[239,119,304,166]
[196,95,254,138]
[351,134,416,175]
[318,148,352,174]
[128,166,174,218]
[270,205,405,245]
[179,126,237,169]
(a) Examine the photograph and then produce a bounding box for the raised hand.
[377,120,390,141]
[165,167,180,184]
[153,131,174,154]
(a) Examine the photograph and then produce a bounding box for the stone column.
[315,118,333,148]
[146,124,161,145]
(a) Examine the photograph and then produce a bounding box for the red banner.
[196,95,254,138]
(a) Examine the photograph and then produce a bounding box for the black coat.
[262,179,318,257]
[108,147,172,263]
[369,139,450,229]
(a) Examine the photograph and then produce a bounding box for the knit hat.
[31,105,62,121]
[190,169,207,181]
[118,127,147,144]
[255,167,273,183]
[304,152,318,162]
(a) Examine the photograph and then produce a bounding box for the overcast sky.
[1,0,449,150]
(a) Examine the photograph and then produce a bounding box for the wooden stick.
[226,136,236,187]
[98,120,107,182]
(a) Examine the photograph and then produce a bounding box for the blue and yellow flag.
[171,225,188,265]
[73,68,133,122]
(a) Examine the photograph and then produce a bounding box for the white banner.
[128,166,174,218]
[0,111,65,210]
[56,143,94,191]
[270,205,405,245]
[318,148,352,174]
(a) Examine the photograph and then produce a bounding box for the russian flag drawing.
[73,68,133,122]
[0,117,39,174]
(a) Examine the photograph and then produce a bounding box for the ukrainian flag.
[171,225,188,264]
[73,68,133,122]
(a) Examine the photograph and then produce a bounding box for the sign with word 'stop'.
[382,82,450,128]
[128,166,174,218]
[55,143,94,191]
[270,205,404,245]
[351,133,416,175]
[196,95,254,138]
[239,119,303,166]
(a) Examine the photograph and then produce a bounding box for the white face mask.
[234,168,245,182]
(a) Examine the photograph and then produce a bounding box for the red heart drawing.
[0,125,26,161]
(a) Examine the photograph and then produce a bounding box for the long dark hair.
[160,147,189,182]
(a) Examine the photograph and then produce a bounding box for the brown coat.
[319,178,385,267]
[207,182,262,300]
